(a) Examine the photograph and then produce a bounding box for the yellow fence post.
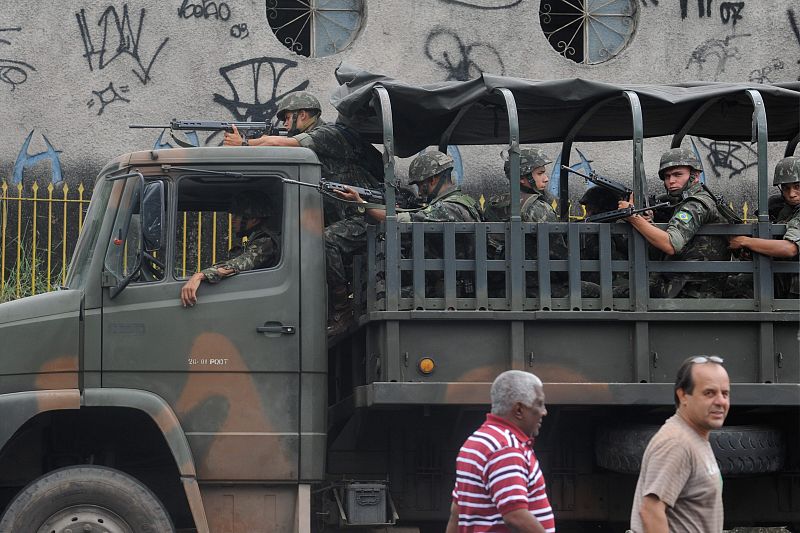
[1,181,6,293]
[62,183,69,286]
[47,183,53,292]
[31,182,38,295]
[16,183,22,299]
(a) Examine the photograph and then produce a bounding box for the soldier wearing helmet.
[619,147,730,298]
[336,151,481,224]
[729,156,800,298]
[180,190,280,307]
[484,148,556,223]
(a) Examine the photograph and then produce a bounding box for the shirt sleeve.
[294,127,349,160]
[639,438,692,508]
[782,211,800,246]
[484,447,531,515]
[666,199,709,254]
[200,236,276,284]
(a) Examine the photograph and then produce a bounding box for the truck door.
[100,172,302,482]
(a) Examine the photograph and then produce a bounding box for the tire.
[596,425,785,475]
[0,465,175,533]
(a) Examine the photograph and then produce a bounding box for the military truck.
[0,66,798,532]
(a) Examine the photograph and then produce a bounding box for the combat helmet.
[230,190,271,219]
[658,147,703,179]
[773,156,800,186]
[504,148,552,179]
[276,91,321,121]
[407,151,455,185]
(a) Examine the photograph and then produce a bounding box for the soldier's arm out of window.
[729,236,799,258]
[445,502,459,533]
[180,267,236,307]
[502,509,546,533]
[638,494,669,533]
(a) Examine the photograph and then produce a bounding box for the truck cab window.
[174,176,283,280]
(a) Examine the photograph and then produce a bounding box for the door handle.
[257,322,296,335]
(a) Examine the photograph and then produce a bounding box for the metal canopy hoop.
[373,85,399,311]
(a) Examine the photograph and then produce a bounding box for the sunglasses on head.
[690,355,724,364]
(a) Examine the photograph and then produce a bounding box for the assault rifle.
[585,202,670,223]
[561,166,632,199]
[281,178,425,210]
[130,120,287,146]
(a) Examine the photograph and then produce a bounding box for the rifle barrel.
[129,125,170,129]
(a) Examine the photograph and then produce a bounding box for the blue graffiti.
[690,138,706,184]
[447,145,464,185]
[13,131,63,185]
[549,147,594,197]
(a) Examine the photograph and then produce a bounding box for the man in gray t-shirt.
[630,355,730,532]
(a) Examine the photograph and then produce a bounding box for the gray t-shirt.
[630,414,723,533]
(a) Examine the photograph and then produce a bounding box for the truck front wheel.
[0,465,174,533]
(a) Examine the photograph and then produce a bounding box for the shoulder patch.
[675,211,692,223]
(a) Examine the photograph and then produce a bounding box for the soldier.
[180,191,279,307]
[223,91,383,333]
[484,148,557,224]
[728,156,800,298]
[333,151,482,305]
[620,148,730,298]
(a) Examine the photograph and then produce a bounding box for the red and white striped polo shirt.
[451,414,555,532]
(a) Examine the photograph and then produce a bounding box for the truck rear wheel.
[596,425,785,475]
[0,465,174,533]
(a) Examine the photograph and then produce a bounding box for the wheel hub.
[39,505,133,533]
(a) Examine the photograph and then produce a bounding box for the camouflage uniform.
[773,203,800,298]
[201,221,280,282]
[397,189,481,223]
[651,182,730,298]
[293,120,382,226]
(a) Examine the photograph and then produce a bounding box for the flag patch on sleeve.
[675,211,692,223]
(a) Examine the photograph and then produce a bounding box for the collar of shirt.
[485,413,533,447]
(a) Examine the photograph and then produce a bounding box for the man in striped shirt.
[446,370,555,533]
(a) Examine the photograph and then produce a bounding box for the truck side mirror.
[142,181,164,253]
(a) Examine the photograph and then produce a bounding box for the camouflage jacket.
[664,182,729,261]
[397,188,482,223]
[294,119,382,224]
[774,202,800,296]
[483,190,556,223]
[201,222,280,283]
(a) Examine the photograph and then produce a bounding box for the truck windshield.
[64,178,113,290]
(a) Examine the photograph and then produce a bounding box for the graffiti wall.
[0,0,798,284]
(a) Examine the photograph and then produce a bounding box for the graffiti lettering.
[789,9,800,80]
[425,27,505,81]
[437,0,522,9]
[87,82,131,116]
[212,57,310,122]
[748,58,784,84]
[178,0,231,21]
[719,2,744,25]
[76,5,169,85]
[697,139,757,180]
[685,33,750,80]
[640,0,659,5]
[13,131,63,186]
[0,27,35,91]
[681,0,712,19]
[230,23,249,39]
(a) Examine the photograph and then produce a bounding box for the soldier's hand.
[334,186,363,203]
[728,236,748,250]
[181,273,204,307]
[223,125,244,146]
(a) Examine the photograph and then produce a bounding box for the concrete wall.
[1,0,798,208]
